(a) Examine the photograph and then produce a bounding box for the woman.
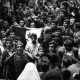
[17,62,41,80]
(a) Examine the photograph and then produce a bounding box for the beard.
[32,41,36,44]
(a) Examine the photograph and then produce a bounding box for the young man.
[1,37,14,80]
[25,34,40,61]
[47,41,61,69]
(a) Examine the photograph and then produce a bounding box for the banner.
[6,26,42,42]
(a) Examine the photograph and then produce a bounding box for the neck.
[17,50,23,56]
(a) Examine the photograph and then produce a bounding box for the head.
[19,20,24,27]
[6,37,13,49]
[61,68,71,80]
[31,34,37,44]
[12,16,16,23]
[62,55,77,68]
[63,39,73,52]
[48,16,52,22]
[1,37,6,46]
[44,68,63,80]
[10,31,15,38]
[63,19,70,28]
[44,29,52,39]
[70,17,76,26]
[50,21,57,29]
[1,29,5,37]
[30,22,35,28]
[3,21,9,27]
[58,10,65,18]
[23,17,28,24]
[40,56,49,72]
[38,46,44,56]
[49,41,56,53]
[16,41,23,53]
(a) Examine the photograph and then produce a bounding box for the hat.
[16,41,23,46]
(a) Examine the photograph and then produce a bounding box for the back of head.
[61,68,71,80]
[44,69,63,80]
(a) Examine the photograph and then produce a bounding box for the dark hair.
[49,40,57,48]
[61,68,71,80]
[31,33,37,39]
[40,56,49,72]
[6,37,13,43]
[45,29,52,34]
[63,39,73,51]
[62,55,77,68]
[64,19,70,24]
[44,69,63,80]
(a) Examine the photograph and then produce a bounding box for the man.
[14,41,29,80]
[25,34,40,61]
[47,41,61,69]
[19,20,25,28]
[1,37,14,80]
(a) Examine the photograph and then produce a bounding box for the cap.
[16,41,23,45]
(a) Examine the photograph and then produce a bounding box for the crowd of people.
[0,0,80,80]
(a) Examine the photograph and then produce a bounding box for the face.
[49,44,55,53]
[2,38,6,45]
[10,32,15,38]
[1,30,5,37]
[50,23,56,28]
[38,49,44,56]
[17,44,23,53]
[30,23,35,28]
[12,17,16,23]
[6,41,12,48]
[20,21,24,27]
[59,11,64,18]
[32,36,36,43]
[4,21,9,27]
[63,21,68,27]
[70,18,75,25]
[48,17,52,22]
[23,17,28,23]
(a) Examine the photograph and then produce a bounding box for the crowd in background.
[0,0,80,80]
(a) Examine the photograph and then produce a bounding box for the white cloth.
[17,62,41,80]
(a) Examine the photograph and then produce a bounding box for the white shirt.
[25,42,40,57]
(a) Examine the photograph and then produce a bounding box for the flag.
[6,26,42,47]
